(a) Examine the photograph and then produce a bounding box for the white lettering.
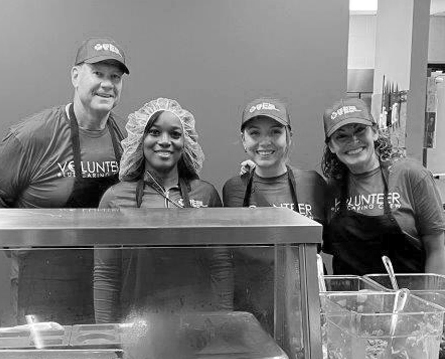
[93,43,123,57]
[249,102,281,113]
[331,105,362,120]
[333,191,403,213]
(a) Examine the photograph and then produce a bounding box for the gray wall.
[0,0,348,324]
[0,0,348,190]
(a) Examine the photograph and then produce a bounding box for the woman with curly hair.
[93,98,233,323]
[322,98,445,275]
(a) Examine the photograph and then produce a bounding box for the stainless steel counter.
[0,207,321,247]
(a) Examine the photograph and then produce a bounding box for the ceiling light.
[350,0,378,12]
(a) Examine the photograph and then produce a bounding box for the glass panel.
[0,245,303,358]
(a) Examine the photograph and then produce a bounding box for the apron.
[237,166,301,350]
[17,104,123,324]
[324,166,424,275]
[120,177,223,317]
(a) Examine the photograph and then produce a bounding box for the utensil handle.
[389,288,410,336]
[382,255,399,290]
[316,254,326,292]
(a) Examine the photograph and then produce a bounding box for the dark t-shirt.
[99,178,222,209]
[223,166,327,223]
[0,104,122,208]
[327,158,445,246]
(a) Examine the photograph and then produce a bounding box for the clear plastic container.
[322,275,388,292]
[364,273,445,294]
[320,291,444,359]
[365,274,445,359]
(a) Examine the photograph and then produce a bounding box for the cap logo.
[331,105,361,120]
[93,43,122,58]
[249,102,280,113]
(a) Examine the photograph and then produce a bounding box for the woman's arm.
[93,247,122,323]
[209,247,234,310]
[423,232,445,275]
[208,185,234,310]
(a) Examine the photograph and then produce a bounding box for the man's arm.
[0,132,30,207]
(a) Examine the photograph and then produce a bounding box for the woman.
[322,97,445,275]
[222,97,326,338]
[94,98,233,323]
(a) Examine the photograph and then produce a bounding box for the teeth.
[97,94,112,98]
[157,152,171,156]
[346,148,363,155]
[258,150,273,155]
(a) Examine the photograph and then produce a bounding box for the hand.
[239,160,256,176]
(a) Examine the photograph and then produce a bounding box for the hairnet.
[119,98,204,181]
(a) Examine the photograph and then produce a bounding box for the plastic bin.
[322,275,388,292]
[364,273,445,294]
[320,291,444,359]
[365,274,445,359]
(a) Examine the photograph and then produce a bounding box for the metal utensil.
[382,255,399,290]
[316,254,326,292]
[389,288,410,336]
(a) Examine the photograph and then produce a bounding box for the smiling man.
[0,37,129,324]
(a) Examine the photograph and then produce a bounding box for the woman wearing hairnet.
[94,98,233,323]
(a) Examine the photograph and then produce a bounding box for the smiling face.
[143,111,184,176]
[72,62,123,117]
[242,116,290,177]
[328,123,380,174]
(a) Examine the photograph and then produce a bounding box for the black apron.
[236,166,300,339]
[120,177,221,318]
[17,104,123,324]
[324,166,424,275]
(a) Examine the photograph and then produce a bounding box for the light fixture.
[350,0,378,14]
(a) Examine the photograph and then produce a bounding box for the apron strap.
[380,165,392,215]
[106,115,123,163]
[242,171,255,207]
[68,104,82,179]
[136,179,144,208]
[286,165,299,211]
[179,178,191,208]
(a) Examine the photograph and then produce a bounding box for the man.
[0,37,129,324]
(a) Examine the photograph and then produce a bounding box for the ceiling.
[350,0,445,16]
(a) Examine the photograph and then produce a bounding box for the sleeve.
[222,177,245,207]
[208,185,222,208]
[305,171,328,254]
[98,186,117,209]
[205,183,234,310]
[411,168,445,236]
[209,247,234,310]
[93,247,123,323]
[94,186,122,323]
[0,132,32,207]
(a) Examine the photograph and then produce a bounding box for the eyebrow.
[247,125,284,130]
[151,124,183,130]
